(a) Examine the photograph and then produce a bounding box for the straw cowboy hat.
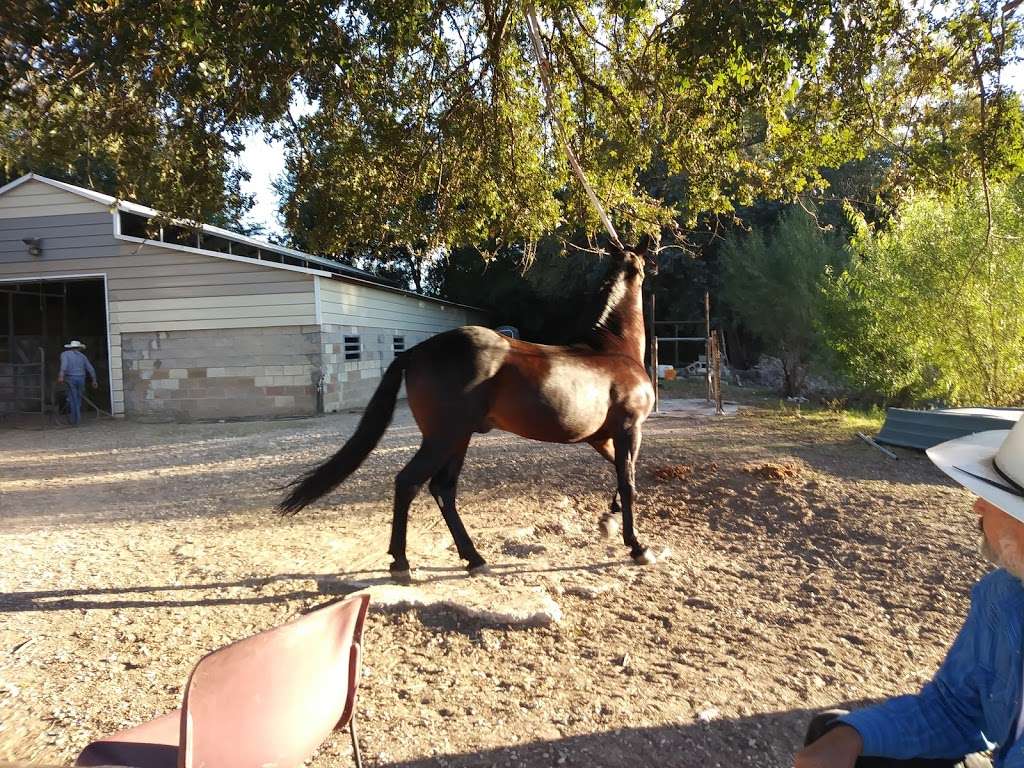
[64,340,86,349]
[928,416,1024,522]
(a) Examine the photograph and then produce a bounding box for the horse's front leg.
[613,426,656,565]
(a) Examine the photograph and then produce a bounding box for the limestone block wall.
[121,326,321,419]
[320,323,434,412]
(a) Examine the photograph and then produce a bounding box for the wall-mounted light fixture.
[22,237,41,257]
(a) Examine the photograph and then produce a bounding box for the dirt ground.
[0,395,986,767]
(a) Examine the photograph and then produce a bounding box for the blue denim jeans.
[66,375,85,425]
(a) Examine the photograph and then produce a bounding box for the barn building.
[0,174,485,420]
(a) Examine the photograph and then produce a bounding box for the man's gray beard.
[980,534,1024,581]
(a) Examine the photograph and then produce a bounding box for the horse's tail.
[277,355,407,514]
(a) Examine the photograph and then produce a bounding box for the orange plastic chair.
[75,594,370,768]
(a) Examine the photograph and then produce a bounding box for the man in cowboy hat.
[58,340,98,426]
[795,418,1024,768]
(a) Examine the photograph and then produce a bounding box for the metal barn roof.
[875,407,1024,451]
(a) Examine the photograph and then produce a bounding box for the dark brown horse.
[279,238,657,580]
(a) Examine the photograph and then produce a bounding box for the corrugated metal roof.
[875,407,1023,450]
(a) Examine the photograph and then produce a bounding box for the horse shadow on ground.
[0,572,334,613]
[376,702,886,768]
[319,558,626,589]
[0,558,632,628]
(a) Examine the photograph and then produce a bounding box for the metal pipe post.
[704,291,711,402]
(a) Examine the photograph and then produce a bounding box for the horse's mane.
[584,254,641,342]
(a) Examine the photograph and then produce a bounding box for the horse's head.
[612,234,656,279]
[590,232,656,348]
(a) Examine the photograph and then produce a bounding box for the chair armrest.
[337,642,362,729]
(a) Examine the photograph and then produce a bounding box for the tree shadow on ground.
[376,704,887,768]
[787,440,951,489]
[0,420,616,531]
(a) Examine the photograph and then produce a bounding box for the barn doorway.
[0,277,110,417]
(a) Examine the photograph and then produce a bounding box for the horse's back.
[403,326,509,435]
[408,325,509,381]
[403,326,652,443]
[493,340,652,443]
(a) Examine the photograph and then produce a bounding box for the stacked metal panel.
[875,408,1023,451]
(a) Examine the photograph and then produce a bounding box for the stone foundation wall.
[320,324,432,412]
[120,322,467,420]
[121,326,321,419]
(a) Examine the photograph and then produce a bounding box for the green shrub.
[823,182,1024,406]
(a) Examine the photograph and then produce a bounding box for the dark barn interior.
[0,278,110,416]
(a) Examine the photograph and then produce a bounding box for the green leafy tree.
[823,181,1024,405]
[5,0,1024,269]
[720,207,847,395]
[276,0,953,259]
[437,237,615,341]
[2,1,338,221]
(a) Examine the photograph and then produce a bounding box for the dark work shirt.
[59,350,97,380]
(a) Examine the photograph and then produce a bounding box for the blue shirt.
[59,349,97,381]
[840,569,1024,766]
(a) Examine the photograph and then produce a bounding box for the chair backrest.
[178,594,370,768]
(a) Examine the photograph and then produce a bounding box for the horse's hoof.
[599,515,619,539]
[467,562,491,577]
[632,548,657,566]
[390,569,413,585]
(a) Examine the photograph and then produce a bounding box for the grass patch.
[656,375,887,435]
[763,399,887,434]
[834,405,887,431]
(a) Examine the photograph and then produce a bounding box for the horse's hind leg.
[602,492,622,538]
[590,438,621,538]
[388,438,458,581]
[613,426,656,565]
[429,440,487,574]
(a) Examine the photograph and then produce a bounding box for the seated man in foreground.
[796,418,1024,768]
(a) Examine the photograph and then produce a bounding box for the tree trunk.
[412,260,423,293]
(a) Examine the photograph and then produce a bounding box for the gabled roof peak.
[0,173,378,281]
[0,173,483,312]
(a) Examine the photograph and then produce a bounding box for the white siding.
[318,277,482,332]
[0,179,110,219]
[108,283,315,333]
[108,330,124,413]
[0,184,317,415]
[0,236,318,333]
[0,179,486,417]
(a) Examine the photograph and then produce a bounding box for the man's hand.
[91,380,98,389]
[794,724,863,768]
[57,375,63,384]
